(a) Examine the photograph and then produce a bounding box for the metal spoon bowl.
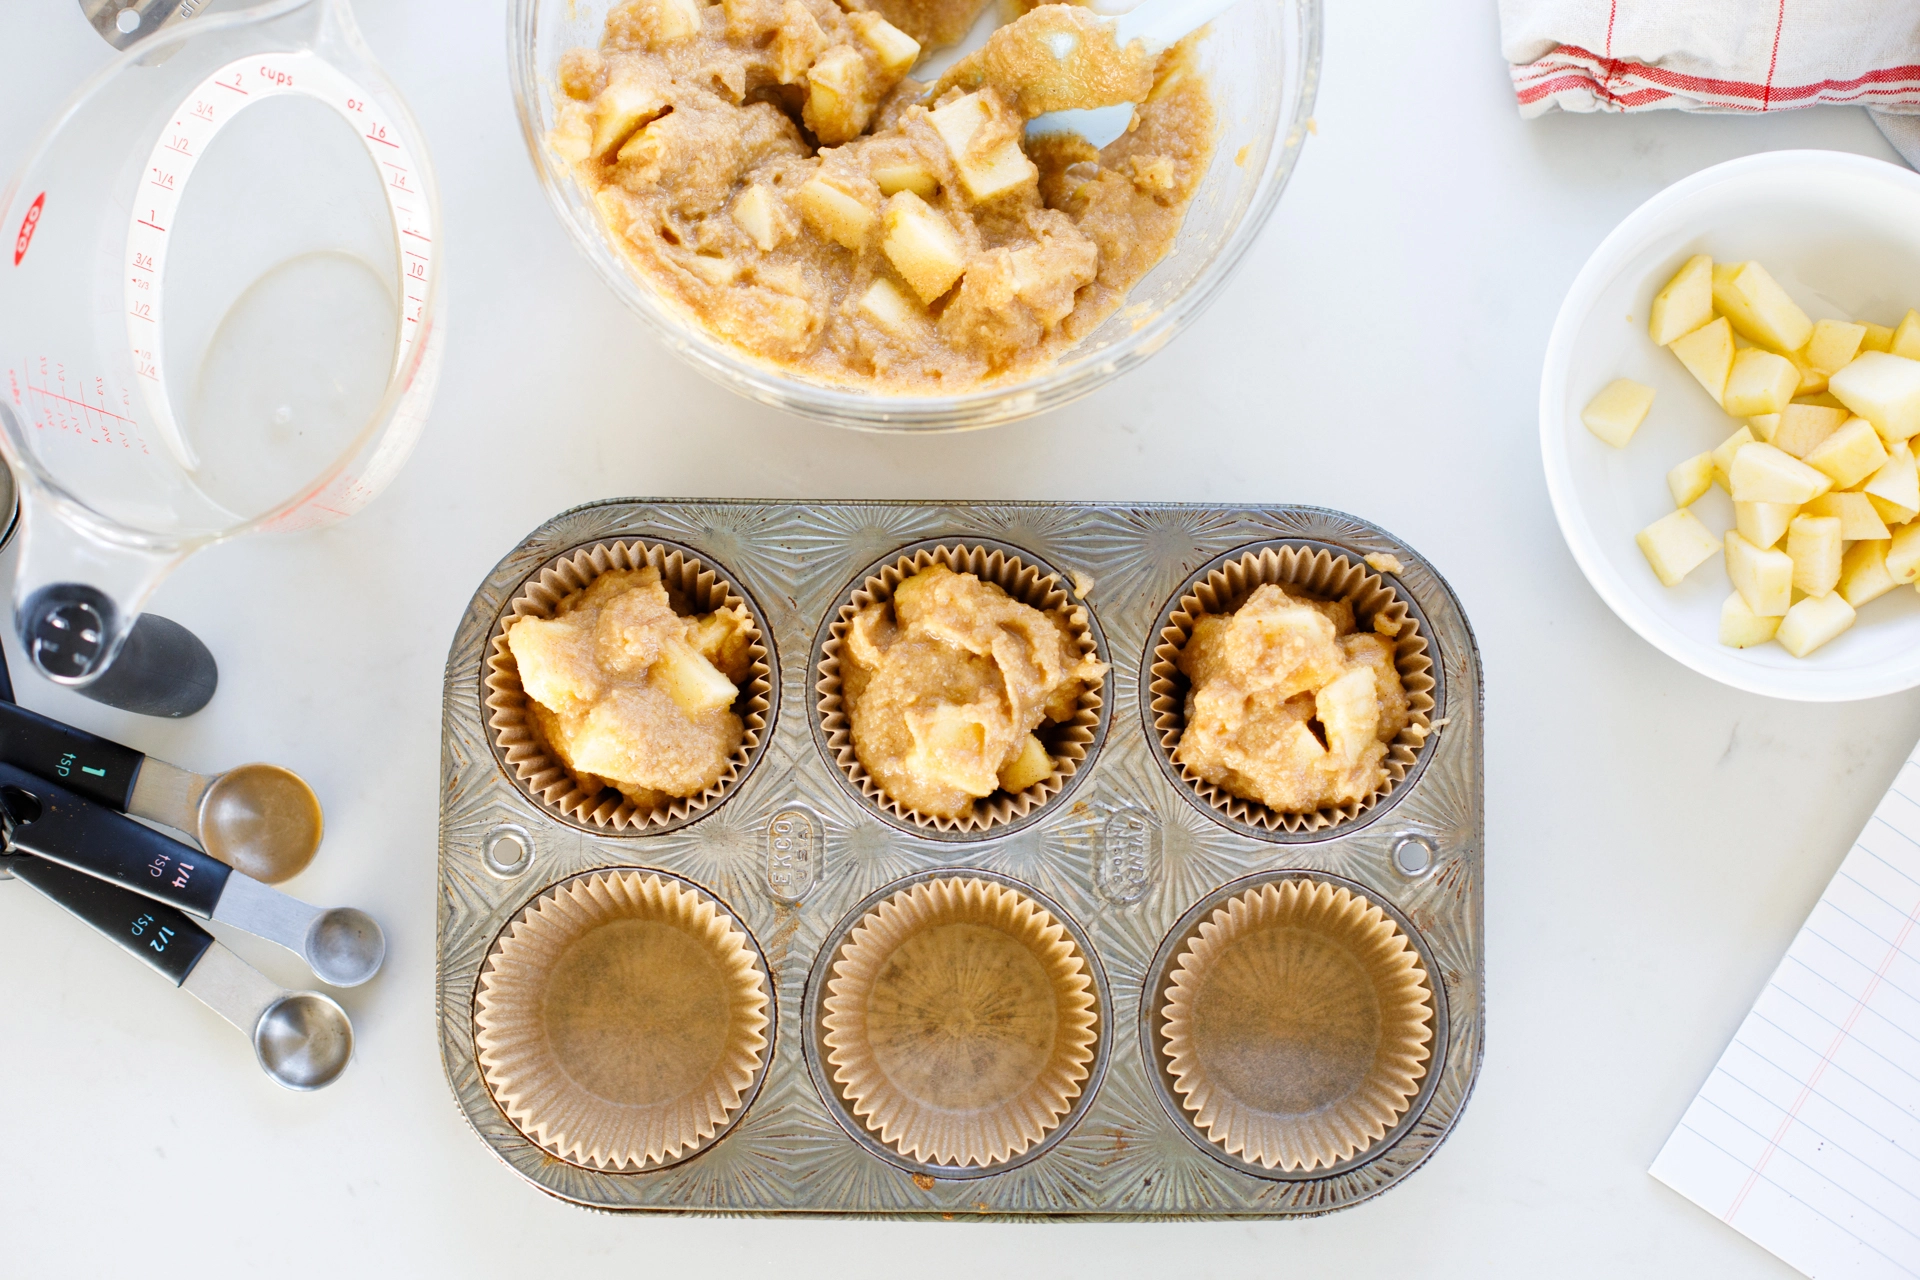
[253,991,354,1090]
[304,907,386,988]
[198,763,324,884]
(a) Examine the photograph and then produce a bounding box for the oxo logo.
[14,192,45,267]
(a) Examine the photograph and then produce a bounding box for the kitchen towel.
[1500,1,1920,161]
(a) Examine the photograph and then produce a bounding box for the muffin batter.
[841,564,1105,819]
[552,0,1215,389]
[1175,585,1410,814]
[506,567,753,808]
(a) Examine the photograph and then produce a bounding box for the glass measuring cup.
[0,0,442,713]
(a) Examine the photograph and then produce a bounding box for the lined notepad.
[1651,743,1920,1278]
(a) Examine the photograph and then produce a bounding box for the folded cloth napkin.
[1499,1,1920,162]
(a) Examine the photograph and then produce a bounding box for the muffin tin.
[437,500,1483,1217]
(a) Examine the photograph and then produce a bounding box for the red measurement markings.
[132,251,154,273]
[365,124,398,148]
[191,99,216,120]
[213,74,247,94]
[407,259,426,281]
[28,385,134,421]
[163,135,192,157]
[129,301,154,323]
[149,167,176,192]
[135,213,166,232]
[400,228,431,243]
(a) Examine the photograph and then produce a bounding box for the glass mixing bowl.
[508,0,1319,431]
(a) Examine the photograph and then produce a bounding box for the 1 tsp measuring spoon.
[0,699,323,884]
[4,852,352,1089]
[0,761,384,987]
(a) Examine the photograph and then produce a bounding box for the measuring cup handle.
[19,583,219,718]
[6,852,214,986]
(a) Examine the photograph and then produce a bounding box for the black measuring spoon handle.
[0,698,145,810]
[6,853,214,986]
[0,759,231,916]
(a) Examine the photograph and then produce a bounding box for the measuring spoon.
[0,699,323,884]
[4,852,352,1089]
[0,760,384,987]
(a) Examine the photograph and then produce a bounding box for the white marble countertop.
[2,1,1914,1275]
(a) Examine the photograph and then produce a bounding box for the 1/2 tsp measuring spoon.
[0,760,384,987]
[0,699,323,884]
[4,851,353,1089]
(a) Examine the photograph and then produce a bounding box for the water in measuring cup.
[162,92,400,522]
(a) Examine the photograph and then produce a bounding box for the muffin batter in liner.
[1158,878,1433,1173]
[473,870,772,1171]
[485,540,773,832]
[816,543,1103,834]
[1149,545,1435,835]
[820,876,1100,1168]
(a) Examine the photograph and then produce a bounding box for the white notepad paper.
[1651,743,1920,1277]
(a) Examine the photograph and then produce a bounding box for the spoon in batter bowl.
[931,0,1251,148]
[0,699,323,884]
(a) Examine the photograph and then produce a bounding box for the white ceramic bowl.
[1540,150,1920,702]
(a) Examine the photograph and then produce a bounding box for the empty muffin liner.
[820,876,1101,1169]
[816,543,1104,834]
[1158,878,1434,1173]
[473,870,772,1171]
[1148,544,1436,835]
[484,539,773,833]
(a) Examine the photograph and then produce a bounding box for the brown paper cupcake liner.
[474,870,772,1171]
[484,540,773,833]
[816,543,1103,834]
[821,876,1100,1168]
[1159,878,1433,1173]
[1149,544,1436,835]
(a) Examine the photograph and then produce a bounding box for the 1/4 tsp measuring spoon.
[0,699,323,884]
[4,852,353,1090]
[0,760,384,987]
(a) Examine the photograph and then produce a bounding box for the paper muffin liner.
[1149,544,1436,835]
[1158,878,1434,1173]
[473,870,772,1171]
[484,540,773,833]
[816,543,1103,834]
[821,876,1100,1168]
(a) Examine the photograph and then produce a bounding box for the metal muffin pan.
[437,500,1484,1217]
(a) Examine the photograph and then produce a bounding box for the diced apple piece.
[881,191,966,304]
[805,46,875,144]
[1711,426,1755,489]
[856,276,920,334]
[848,11,921,78]
[1861,321,1896,354]
[1638,508,1721,587]
[1770,404,1848,458]
[1806,319,1867,375]
[1748,412,1780,442]
[1798,391,1848,409]
[1787,514,1843,597]
[1840,540,1897,607]
[1895,310,1920,361]
[1803,416,1890,490]
[928,91,1036,204]
[996,732,1053,793]
[1735,501,1798,550]
[1865,442,1920,517]
[1669,317,1735,406]
[590,79,670,159]
[551,101,593,164]
[1829,351,1920,441]
[1869,494,1920,528]
[1725,529,1793,616]
[1802,491,1891,541]
[1777,592,1856,658]
[652,639,739,714]
[731,184,784,252]
[1712,260,1814,352]
[1728,442,1834,504]
[793,174,875,249]
[1720,591,1781,649]
[1888,522,1920,584]
[1786,346,1828,396]
[873,164,939,198]
[1668,452,1714,508]
[1724,348,1802,417]
[771,1,827,84]
[1581,378,1655,447]
[1649,254,1714,347]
